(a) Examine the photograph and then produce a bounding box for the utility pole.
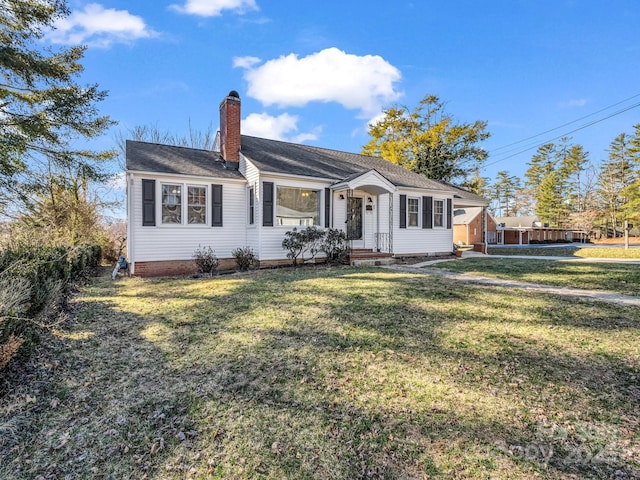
[624,220,630,250]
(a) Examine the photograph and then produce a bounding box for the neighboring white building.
[126,91,488,276]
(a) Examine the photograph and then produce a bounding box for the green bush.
[281,226,325,266]
[0,244,101,370]
[321,228,349,265]
[282,227,349,266]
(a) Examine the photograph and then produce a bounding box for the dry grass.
[1,267,639,479]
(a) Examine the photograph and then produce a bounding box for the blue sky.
[48,0,640,209]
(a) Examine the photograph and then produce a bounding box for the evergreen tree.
[619,124,640,226]
[0,0,115,213]
[492,170,521,217]
[598,132,636,236]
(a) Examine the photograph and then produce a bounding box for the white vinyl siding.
[392,191,452,255]
[129,174,247,264]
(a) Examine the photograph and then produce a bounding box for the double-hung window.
[407,197,419,227]
[187,186,206,224]
[434,199,444,227]
[248,187,255,225]
[162,184,182,224]
[161,183,207,225]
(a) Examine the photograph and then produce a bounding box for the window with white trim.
[162,184,182,224]
[276,187,320,226]
[407,197,419,227]
[248,187,255,225]
[187,186,206,224]
[161,183,208,225]
[434,199,444,227]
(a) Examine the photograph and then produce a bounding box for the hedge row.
[0,244,101,369]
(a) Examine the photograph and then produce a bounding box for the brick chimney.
[219,90,241,169]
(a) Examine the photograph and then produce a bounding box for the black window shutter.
[399,194,407,229]
[324,188,331,228]
[212,184,223,227]
[263,181,274,226]
[446,198,453,229]
[423,196,433,229]
[142,179,155,226]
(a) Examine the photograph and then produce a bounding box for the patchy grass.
[488,246,640,259]
[431,258,640,296]
[1,267,639,479]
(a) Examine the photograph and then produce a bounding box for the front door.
[347,197,364,246]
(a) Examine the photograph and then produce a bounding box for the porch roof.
[331,169,396,195]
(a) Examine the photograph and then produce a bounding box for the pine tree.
[598,133,636,236]
[0,0,115,212]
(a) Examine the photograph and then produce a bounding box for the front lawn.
[1,267,638,479]
[431,258,640,296]
[488,246,640,259]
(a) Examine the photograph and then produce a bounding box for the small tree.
[193,245,218,275]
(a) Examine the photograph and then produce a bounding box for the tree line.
[363,95,638,237]
[486,129,639,236]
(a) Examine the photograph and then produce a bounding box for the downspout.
[126,173,134,275]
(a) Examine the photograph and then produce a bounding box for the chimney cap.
[228,90,240,98]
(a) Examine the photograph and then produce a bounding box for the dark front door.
[347,197,363,240]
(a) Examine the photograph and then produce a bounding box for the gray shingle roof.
[453,207,483,225]
[125,136,489,204]
[240,135,452,192]
[126,140,244,179]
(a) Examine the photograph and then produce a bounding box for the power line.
[489,92,640,154]
[484,100,640,168]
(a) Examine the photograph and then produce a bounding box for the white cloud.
[232,56,261,69]
[235,47,402,117]
[242,112,320,142]
[48,3,156,47]
[169,0,258,17]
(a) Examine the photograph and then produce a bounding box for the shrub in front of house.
[320,228,349,265]
[232,246,257,271]
[282,226,325,266]
[193,245,219,275]
[282,227,349,266]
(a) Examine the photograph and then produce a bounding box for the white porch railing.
[375,233,391,253]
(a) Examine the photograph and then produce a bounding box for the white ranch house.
[126,91,488,276]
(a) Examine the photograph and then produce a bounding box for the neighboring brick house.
[453,207,497,246]
[494,216,587,244]
[126,91,489,276]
